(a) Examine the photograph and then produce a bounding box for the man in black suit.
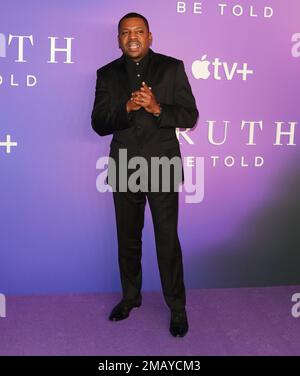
[91,12,198,337]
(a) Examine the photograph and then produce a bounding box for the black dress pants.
[112,189,186,311]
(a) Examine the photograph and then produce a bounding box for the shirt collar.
[124,48,151,68]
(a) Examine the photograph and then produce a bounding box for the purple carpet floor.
[0,286,299,356]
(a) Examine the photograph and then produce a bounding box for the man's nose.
[128,30,139,38]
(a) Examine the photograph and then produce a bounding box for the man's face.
[118,17,152,62]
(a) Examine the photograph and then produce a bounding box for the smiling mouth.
[128,43,140,51]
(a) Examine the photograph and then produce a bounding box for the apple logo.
[192,54,211,79]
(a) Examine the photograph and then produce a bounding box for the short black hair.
[118,12,149,34]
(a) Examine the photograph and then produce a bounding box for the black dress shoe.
[169,309,189,337]
[109,296,142,321]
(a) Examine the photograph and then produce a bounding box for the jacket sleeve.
[157,60,199,129]
[91,69,133,136]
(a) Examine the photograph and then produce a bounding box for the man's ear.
[149,32,153,46]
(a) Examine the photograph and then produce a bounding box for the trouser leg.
[147,191,186,311]
[112,190,146,303]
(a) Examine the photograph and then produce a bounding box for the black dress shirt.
[124,49,150,92]
[124,50,161,123]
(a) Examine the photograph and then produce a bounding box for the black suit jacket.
[91,48,199,188]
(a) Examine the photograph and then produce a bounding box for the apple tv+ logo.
[192,54,254,81]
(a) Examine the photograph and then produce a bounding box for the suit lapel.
[115,56,132,97]
[143,48,159,88]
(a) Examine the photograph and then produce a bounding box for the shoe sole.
[170,330,188,337]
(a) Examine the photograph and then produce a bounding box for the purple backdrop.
[1,0,300,295]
